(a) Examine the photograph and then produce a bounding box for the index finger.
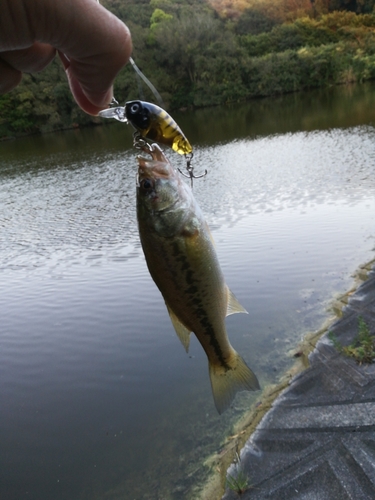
[1,0,132,114]
[55,0,132,113]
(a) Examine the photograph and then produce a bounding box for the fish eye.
[130,103,140,114]
[141,178,154,190]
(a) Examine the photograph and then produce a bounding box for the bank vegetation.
[1,0,375,137]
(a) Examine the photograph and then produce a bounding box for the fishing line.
[131,58,146,102]
[97,0,163,106]
[129,58,164,108]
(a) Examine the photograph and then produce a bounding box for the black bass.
[125,101,192,155]
[136,144,260,413]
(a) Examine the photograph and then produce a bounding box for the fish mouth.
[137,143,168,163]
[137,162,171,182]
[137,143,173,181]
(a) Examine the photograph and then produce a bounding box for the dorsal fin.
[226,287,248,316]
[166,304,192,353]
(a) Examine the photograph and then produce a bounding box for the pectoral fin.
[166,304,192,353]
[226,287,248,316]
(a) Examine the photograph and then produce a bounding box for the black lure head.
[125,101,150,130]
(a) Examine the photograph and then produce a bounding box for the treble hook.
[178,153,207,189]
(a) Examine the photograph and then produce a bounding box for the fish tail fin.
[209,352,260,414]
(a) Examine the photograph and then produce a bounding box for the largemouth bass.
[136,144,260,413]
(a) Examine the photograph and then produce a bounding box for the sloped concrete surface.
[223,267,375,499]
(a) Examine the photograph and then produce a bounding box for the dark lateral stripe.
[199,315,230,370]
[173,243,230,370]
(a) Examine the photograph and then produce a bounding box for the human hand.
[0,0,132,115]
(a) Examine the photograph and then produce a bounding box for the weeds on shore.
[226,469,249,495]
[329,316,375,365]
[226,452,251,496]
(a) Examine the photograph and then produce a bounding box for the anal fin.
[166,304,192,353]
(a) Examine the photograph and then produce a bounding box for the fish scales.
[139,220,231,367]
[136,144,259,413]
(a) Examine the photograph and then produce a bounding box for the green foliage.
[102,0,154,27]
[226,469,250,495]
[0,58,95,138]
[235,8,279,35]
[226,451,251,496]
[329,316,375,365]
[2,1,375,137]
[150,8,233,102]
[238,13,375,58]
[150,7,173,27]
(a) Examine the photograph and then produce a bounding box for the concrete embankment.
[221,261,375,499]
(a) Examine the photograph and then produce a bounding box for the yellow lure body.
[125,101,193,155]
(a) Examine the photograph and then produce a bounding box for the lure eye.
[140,178,154,191]
[130,103,140,114]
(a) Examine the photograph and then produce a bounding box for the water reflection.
[177,81,375,145]
[0,83,375,500]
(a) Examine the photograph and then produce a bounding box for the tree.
[235,8,279,34]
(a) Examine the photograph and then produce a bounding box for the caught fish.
[126,100,192,155]
[136,144,260,414]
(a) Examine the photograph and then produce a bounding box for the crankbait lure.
[98,57,206,186]
[99,100,192,156]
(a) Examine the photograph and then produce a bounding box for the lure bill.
[99,100,192,155]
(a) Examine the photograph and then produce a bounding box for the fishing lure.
[98,57,206,185]
[99,100,192,156]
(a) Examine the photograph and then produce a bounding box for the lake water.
[1,83,375,500]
